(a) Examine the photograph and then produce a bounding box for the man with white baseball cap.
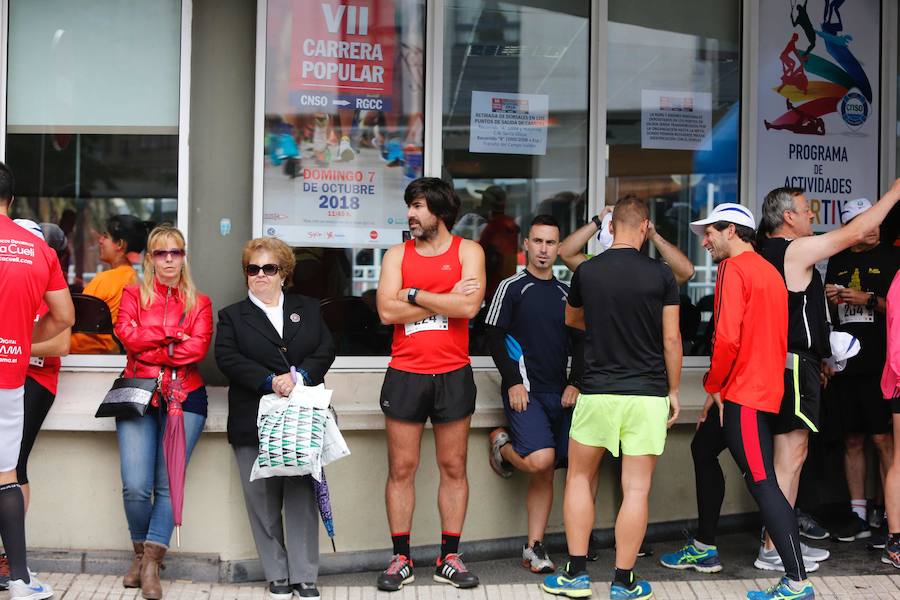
[662,203,820,600]
[824,197,900,543]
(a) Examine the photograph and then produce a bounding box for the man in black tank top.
[755,183,900,569]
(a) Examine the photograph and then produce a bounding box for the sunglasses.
[151,248,186,259]
[245,263,281,276]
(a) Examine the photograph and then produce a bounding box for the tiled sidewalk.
[4,573,900,600]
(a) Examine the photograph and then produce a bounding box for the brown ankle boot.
[139,541,167,599]
[123,542,144,588]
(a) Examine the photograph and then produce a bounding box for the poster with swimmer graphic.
[756,0,879,232]
[260,0,425,248]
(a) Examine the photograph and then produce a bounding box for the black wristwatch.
[407,288,419,305]
[591,215,603,230]
[866,293,877,310]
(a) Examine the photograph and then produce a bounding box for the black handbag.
[95,373,162,418]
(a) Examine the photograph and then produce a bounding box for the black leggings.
[723,400,805,582]
[691,403,727,546]
[17,377,56,484]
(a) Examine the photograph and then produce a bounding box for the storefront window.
[442,0,589,355]
[260,0,426,355]
[3,0,183,355]
[606,0,741,355]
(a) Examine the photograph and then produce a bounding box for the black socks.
[614,567,635,589]
[441,531,460,558]
[391,532,410,558]
[0,483,28,582]
[567,555,587,575]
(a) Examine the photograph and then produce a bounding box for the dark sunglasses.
[245,263,281,276]
[151,248,186,259]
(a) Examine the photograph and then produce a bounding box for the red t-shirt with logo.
[0,215,68,389]
[26,304,62,395]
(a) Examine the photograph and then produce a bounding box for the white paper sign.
[469,91,548,155]
[641,90,712,151]
[755,0,880,232]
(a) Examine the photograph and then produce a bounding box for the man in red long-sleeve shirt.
[661,203,812,600]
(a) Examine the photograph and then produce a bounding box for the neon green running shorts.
[569,393,670,457]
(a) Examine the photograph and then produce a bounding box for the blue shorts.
[502,390,572,467]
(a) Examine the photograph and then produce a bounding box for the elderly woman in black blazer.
[215,237,335,600]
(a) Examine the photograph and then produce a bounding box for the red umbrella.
[161,368,188,547]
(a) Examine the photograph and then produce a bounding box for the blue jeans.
[116,397,206,546]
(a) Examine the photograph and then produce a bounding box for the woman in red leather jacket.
[113,224,213,600]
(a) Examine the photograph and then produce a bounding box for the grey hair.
[759,187,804,239]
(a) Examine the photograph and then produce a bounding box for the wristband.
[407,288,419,305]
[866,293,877,310]
[591,215,603,230]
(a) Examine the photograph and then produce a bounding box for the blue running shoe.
[610,578,653,600]
[659,540,722,573]
[540,565,592,598]
[747,577,814,600]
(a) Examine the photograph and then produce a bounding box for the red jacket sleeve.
[138,296,213,367]
[704,260,747,394]
[115,287,170,353]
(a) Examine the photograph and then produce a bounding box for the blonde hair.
[141,224,198,313]
[241,237,296,283]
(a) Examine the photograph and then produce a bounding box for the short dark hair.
[529,214,559,232]
[0,162,15,204]
[712,221,756,245]
[106,215,155,254]
[404,177,461,230]
[612,195,649,228]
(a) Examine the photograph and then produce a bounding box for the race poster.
[262,0,425,248]
[756,0,880,232]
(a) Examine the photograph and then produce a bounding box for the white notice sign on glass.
[641,90,712,151]
[469,91,549,155]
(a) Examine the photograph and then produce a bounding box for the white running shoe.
[9,575,53,600]
[338,137,356,162]
[753,545,819,573]
[522,541,555,574]
[800,541,829,562]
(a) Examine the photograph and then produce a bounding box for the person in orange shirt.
[70,215,154,354]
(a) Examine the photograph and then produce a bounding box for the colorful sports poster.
[262,0,425,248]
[756,0,880,232]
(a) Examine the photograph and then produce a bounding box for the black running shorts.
[829,374,892,435]
[771,352,821,435]
[379,364,477,424]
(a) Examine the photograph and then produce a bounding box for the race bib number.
[839,303,874,324]
[404,314,449,336]
[29,356,44,368]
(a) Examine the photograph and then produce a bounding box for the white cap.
[13,218,44,241]
[595,212,614,250]
[689,203,756,236]
[824,331,861,373]
[840,198,872,224]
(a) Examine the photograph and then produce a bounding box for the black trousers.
[722,401,805,582]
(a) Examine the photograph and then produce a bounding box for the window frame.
[0,0,194,371]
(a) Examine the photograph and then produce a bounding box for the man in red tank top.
[375,178,486,591]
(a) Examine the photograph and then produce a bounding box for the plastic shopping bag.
[250,383,332,482]
[321,408,351,467]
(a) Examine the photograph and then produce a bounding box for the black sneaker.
[292,582,320,598]
[637,543,654,557]
[433,553,479,588]
[267,579,292,600]
[376,554,414,592]
[587,532,600,561]
[833,515,872,542]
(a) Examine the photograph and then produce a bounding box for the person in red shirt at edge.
[693,204,815,600]
[0,162,74,600]
[12,220,71,516]
[375,178,486,592]
[113,224,213,600]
